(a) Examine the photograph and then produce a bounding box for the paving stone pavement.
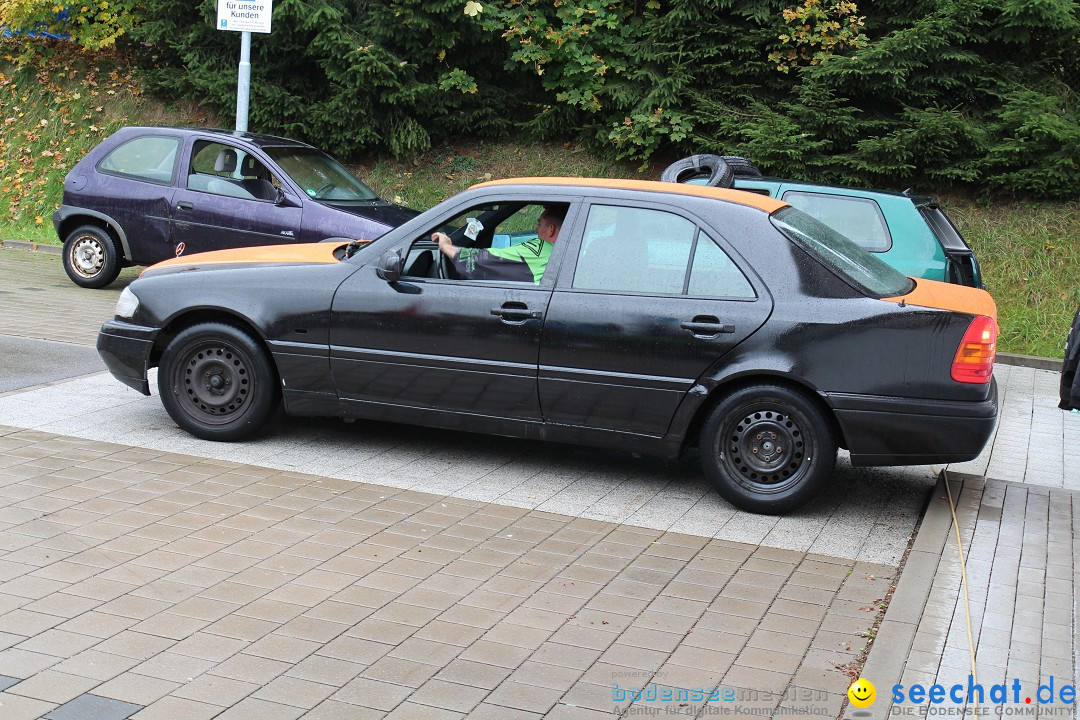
[0,427,893,719]
[856,473,1079,719]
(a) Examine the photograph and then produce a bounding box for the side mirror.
[274,187,286,205]
[376,250,404,283]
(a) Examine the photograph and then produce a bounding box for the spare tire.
[659,154,734,188]
[720,155,762,177]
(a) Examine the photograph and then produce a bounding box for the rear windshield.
[771,206,914,298]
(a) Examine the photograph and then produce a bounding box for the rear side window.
[781,191,891,252]
[573,205,755,299]
[688,233,755,298]
[772,206,913,298]
[574,205,696,294]
[97,136,179,185]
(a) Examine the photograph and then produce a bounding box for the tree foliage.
[8,0,1079,196]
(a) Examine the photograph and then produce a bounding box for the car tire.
[720,155,763,177]
[62,225,122,289]
[158,322,280,441]
[659,154,734,188]
[700,384,836,514]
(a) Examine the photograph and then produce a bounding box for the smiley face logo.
[848,678,876,708]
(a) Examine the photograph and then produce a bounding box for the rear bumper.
[828,379,998,466]
[97,319,158,395]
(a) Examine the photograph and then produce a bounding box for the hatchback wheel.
[62,225,122,288]
[158,323,279,441]
[700,384,836,514]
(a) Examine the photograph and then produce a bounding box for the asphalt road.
[0,334,104,393]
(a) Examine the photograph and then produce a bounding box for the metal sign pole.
[236,30,251,132]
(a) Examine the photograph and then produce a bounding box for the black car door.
[170,139,302,256]
[538,200,772,436]
[329,198,578,428]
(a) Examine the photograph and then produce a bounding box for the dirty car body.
[97,178,999,513]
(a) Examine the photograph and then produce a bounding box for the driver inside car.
[432,204,566,284]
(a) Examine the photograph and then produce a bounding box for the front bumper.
[97,319,159,395]
[829,378,999,466]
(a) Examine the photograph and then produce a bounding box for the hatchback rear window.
[771,206,914,298]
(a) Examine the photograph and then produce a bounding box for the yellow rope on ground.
[942,469,977,685]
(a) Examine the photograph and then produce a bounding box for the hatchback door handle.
[176,201,194,211]
[681,316,735,336]
[491,304,542,321]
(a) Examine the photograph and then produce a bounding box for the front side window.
[187,142,279,201]
[772,206,914,297]
[573,205,696,294]
[782,191,891,252]
[97,136,179,184]
[402,202,559,284]
[263,147,378,201]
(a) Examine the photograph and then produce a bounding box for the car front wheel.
[158,322,280,441]
[700,384,836,514]
[62,225,122,288]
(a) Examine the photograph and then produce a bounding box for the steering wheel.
[436,250,450,279]
[314,182,336,199]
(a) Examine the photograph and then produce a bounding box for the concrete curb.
[995,352,1061,371]
[0,238,62,255]
[850,471,975,719]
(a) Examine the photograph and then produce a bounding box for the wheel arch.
[681,373,847,454]
[149,308,276,378]
[58,210,131,260]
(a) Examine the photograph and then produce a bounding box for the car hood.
[323,200,420,227]
[142,242,352,276]
[884,278,997,324]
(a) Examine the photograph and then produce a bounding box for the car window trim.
[557,196,764,302]
[95,133,182,186]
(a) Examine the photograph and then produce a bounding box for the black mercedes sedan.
[97,178,1000,513]
[53,126,417,288]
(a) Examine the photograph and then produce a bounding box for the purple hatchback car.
[53,126,418,288]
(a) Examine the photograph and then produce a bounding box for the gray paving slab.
[0,429,891,720]
[851,472,1079,719]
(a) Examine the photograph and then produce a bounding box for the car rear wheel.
[158,322,280,441]
[63,225,122,288]
[700,384,836,514]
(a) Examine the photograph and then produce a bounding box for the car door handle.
[680,316,735,336]
[176,201,194,211]
[490,304,542,320]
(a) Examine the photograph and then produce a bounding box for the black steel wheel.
[62,225,122,288]
[158,322,279,441]
[700,384,836,514]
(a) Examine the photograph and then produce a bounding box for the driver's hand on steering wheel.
[432,232,460,259]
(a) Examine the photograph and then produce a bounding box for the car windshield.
[263,147,379,201]
[771,206,914,298]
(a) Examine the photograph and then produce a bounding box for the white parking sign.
[217,0,272,34]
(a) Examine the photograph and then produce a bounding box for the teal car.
[662,154,984,288]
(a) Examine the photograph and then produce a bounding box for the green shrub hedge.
[9,0,1078,196]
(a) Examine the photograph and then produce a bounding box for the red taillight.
[951,315,997,383]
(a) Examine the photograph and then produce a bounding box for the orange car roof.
[470,177,787,213]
